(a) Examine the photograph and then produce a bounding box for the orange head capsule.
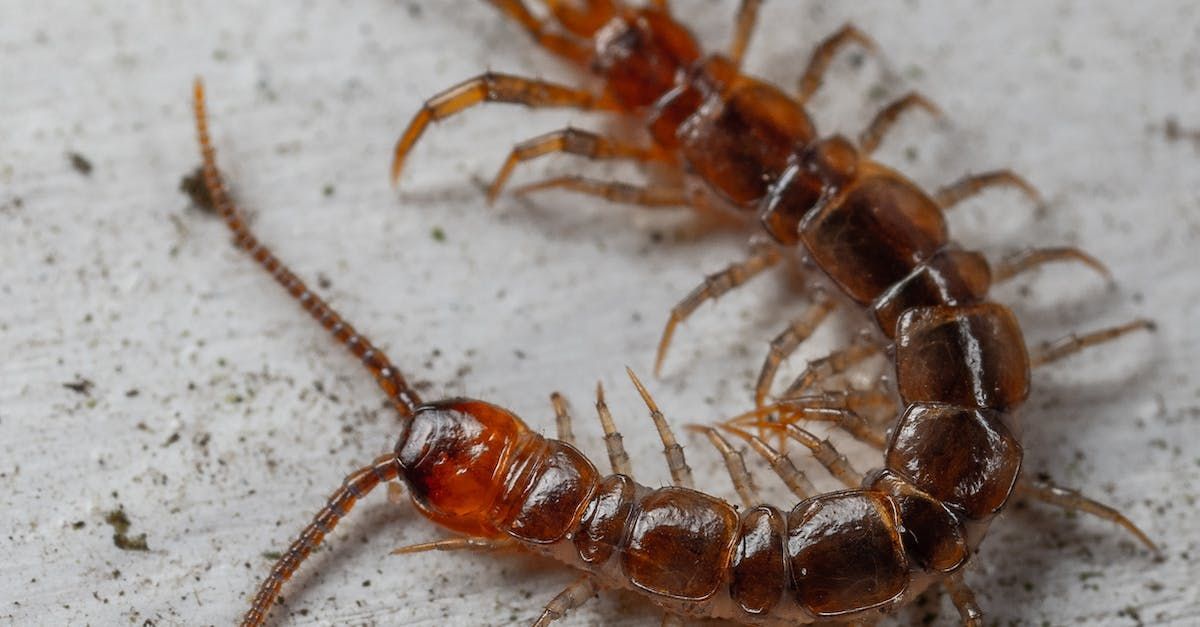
[394,399,531,537]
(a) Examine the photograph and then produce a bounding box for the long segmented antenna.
[193,78,421,417]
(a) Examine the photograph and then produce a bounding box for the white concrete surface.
[2,1,1198,625]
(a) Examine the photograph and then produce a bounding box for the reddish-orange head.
[394,399,531,536]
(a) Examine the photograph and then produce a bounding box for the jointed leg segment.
[754,298,837,406]
[655,242,784,375]
[488,127,671,203]
[1031,319,1154,368]
[934,169,1044,211]
[797,24,880,104]
[627,368,694,489]
[532,575,600,627]
[858,91,943,155]
[1017,479,1158,552]
[391,73,617,184]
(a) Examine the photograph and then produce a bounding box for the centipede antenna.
[626,366,694,488]
[594,382,633,477]
[193,78,421,418]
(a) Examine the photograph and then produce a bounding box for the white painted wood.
[1,1,1197,624]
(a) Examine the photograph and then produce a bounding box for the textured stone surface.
[2,1,1198,624]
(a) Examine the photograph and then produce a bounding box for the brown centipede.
[196,41,1155,626]
[387,0,1116,413]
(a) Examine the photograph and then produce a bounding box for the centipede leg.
[689,425,760,508]
[594,382,634,477]
[780,423,864,488]
[241,455,400,627]
[797,24,880,104]
[391,73,618,183]
[488,127,672,203]
[943,574,984,627]
[550,392,576,445]
[1016,479,1158,552]
[727,390,894,450]
[485,1,592,64]
[531,575,601,627]
[627,367,694,488]
[723,425,817,499]
[778,335,881,398]
[391,537,511,555]
[729,0,764,69]
[655,242,784,375]
[754,298,837,406]
[858,91,943,155]
[993,246,1111,283]
[1030,319,1155,367]
[514,175,697,210]
[933,169,1045,212]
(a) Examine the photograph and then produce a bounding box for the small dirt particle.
[179,166,216,212]
[63,378,95,396]
[68,152,93,176]
[104,508,149,552]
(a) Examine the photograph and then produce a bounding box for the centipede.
[192,2,1160,626]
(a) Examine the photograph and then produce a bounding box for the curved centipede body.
[195,52,1155,627]
[184,2,1160,626]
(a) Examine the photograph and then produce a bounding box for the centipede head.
[395,399,531,537]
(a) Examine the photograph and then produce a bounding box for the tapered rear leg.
[754,298,837,406]
[689,425,760,508]
[550,392,575,445]
[994,247,1111,283]
[729,0,764,68]
[1017,479,1158,552]
[722,425,818,499]
[778,335,881,398]
[1030,319,1155,367]
[797,24,880,104]
[486,1,593,64]
[934,170,1044,212]
[391,537,511,555]
[858,91,943,155]
[943,574,984,627]
[627,367,694,488]
[655,242,784,375]
[391,73,618,184]
[593,382,634,477]
[487,127,673,203]
[531,575,601,627]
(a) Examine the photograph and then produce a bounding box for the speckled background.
[2,1,1198,625]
